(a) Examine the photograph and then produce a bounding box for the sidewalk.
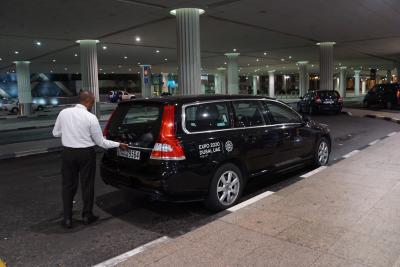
[344,107,400,122]
[117,133,400,267]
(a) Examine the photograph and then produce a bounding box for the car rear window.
[317,91,339,98]
[185,102,230,132]
[107,103,162,146]
[232,101,265,127]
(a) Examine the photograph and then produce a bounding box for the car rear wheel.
[37,105,44,111]
[205,163,243,211]
[11,107,18,113]
[313,137,330,167]
[385,101,393,110]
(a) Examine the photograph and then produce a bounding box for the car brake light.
[103,108,118,137]
[397,89,400,105]
[338,97,343,102]
[150,105,186,161]
[315,96,322,104]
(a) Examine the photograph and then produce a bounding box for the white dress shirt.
[53,104,120,149]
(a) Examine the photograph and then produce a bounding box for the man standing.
[53,91,128,228]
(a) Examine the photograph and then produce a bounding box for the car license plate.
[117,148,140,160]
[323,100,334,104]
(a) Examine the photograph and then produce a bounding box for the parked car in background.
[117,90,136,101]
[1,99,45,113]
[101,95,331,211]
[297,90,343,115]
[363,83,400,109]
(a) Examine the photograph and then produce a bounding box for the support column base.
[18,103,32,116]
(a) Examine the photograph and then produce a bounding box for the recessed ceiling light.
[288,56,292,59]
[111,71,114,74]
[247,63,250,66]
[264,52,267,56]
[128,68,132,71]
[50,70,53,73]
[164,58,168,61]
[311,64,314,67]
[14,51,19,54]
[156,50,160,53]
[99,68,103,71]
[0,58,2,61]
[52,59,56,62]
[102,46,107,50]
[118,65,122,68]
[135,36,141,42]
[224,62,227,65]
[35,41,42,46]
[281,58,285,61]
[64,67,68,71]
[74,53,78,57]
[233,48,237,52]
[256,59,259,62]
[123,56,128,59]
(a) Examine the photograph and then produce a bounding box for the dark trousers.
[61,146,96,220]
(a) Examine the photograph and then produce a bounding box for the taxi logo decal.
[225,141,233,152]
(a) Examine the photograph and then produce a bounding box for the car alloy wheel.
[216,170,240,206]
[317,140,329,166]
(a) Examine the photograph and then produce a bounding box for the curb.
[0,147,62,161]
[0,124,55,133]
[364,114,400,124]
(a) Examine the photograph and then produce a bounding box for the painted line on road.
[93,236,170,267]
[227,190,275,212]
[300,166,327,178]
[387,131,397,137]
[368,139,380,146]
[342,150,360,159]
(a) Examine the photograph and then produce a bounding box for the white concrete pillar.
[15,61,32,115]
[362,79,367,95]
[161,72,169,92]
[225,53,240,94]
[252,75,260,95]
[317,42,335,91]
[298,61,308,97]
[172,8,204,95]
[339,66,347,97]
[396,63,400,82]
[214,67,226,94]
[334,76,340,91]
[354,70,361,96]
[78,39,100,117]
[268,70,276,98]
[140,65,152,98]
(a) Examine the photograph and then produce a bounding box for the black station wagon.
[101,95,331,211]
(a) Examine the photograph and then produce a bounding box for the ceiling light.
[263,52,267,56]
[128,68,132,71]
[170,9,205,15]
[224,62,227,65]
[135,36,141,42]
[281,58,285,61]
[50,70,53,73]
[35,41,42,46]
[156,50,160,53]
[164,58,168,61]
[288,56,292,59]
[0,58,2,61]
[111,71,114,74]
[247,63,250,66]
[311,64,314,67]
[64,67,68,71]
[99,68,103,71]
[123,56,128,59]
[14,51,19,54]
[137,62,141,65]
[52,59,56,62]
[256,59,259,62]
[118,65,122,68]
[74,53,78,57]
[233,48,237,52]
[102,45,107,50]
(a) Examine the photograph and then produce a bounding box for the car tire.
[313,137,330,167]
[385,101,393,110]
[37,106,44,111]
[11,107,18,113]
[130,96,135,100]
[363,100,370,108]
[204,163,243,211]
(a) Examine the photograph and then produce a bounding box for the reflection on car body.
[101,95,331,211]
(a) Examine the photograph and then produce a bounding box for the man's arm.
[52,112,62,137]
[89,116,128,149]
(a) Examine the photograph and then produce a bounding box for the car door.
[263,101,314,168]
[230,100,274,174]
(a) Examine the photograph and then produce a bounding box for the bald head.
[79,90,95,111]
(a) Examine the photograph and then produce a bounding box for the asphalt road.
[1,114,400,266]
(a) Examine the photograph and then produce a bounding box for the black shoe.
[62,218,72,229]
[82,215,99,225]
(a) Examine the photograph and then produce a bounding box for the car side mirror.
[299,96,304,100]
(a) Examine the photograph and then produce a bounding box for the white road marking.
[342,150,360,159]
[227,191,274,212]
[15,149,48,157]
[93,236,170,267]
[387,132,397,137]
[300,166,327,178]
[368,139,380,146]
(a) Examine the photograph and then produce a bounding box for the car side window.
[185,102,230,132]
[264,101,302,124]
[232,100,265,127]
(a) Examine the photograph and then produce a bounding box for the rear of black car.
[312,90,343,113]
[100,100,188,200]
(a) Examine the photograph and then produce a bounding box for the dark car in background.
[100,95,331,211]
[363,83,400,109]
[297,90,343,115]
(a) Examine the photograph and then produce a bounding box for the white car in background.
[118,90,136,101]
[0,99,44,113]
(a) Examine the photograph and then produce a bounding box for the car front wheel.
[205,163,243,211]
[313,137,330,167]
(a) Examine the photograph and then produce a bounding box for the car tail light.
[338,97,343,103]
[397,89,400,105]
[315,95,322,104]
[150,105,186,161]
[103,108,117,137]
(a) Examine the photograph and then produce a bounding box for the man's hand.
[119,143,129,150]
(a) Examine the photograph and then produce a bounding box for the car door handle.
[283,132,290,138]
